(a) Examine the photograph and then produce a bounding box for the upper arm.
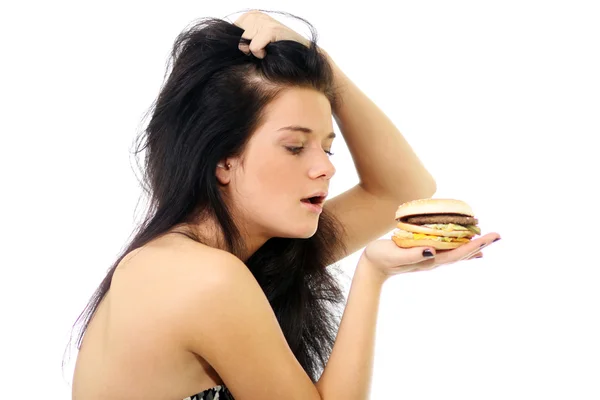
[176,250,322,400]
[323,184,404,262]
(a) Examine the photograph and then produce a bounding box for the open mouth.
[301,196,325,205]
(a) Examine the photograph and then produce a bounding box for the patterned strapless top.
[183,384,234,400]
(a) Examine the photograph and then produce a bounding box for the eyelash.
[286,147,335,156]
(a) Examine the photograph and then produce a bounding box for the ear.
[215,161,232,185]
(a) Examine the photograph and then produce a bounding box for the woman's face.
[220,87,337,243]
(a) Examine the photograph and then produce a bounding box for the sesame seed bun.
[395,198,474,220]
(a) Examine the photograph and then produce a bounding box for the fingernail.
[475,255,483,259]
[493,238,501,243]
[423,249,434,258]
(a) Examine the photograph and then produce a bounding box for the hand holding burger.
[360,198,501,281]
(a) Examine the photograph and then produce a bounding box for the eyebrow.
[277,125,336,139]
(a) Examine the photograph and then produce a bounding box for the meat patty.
[404,214,479,225]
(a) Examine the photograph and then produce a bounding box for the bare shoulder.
[113,234,321,399]
[111,234,244,320]
[114,233,238,283]
[81,235,242,399]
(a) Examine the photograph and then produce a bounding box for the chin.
[274,223,318,240]
[298,228,318,239]
[264,208,320,239]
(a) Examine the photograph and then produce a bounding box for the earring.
[218,163,232,169]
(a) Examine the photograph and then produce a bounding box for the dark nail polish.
[423,249,434,258]
[480,243,487,248]
[493,238,501,242]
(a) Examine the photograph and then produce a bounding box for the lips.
[301,192,328,205]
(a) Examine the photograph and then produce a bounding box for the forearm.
[323,50,436,199]
[315,256,387,400]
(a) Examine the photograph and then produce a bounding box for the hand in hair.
[234,10,312,59]
[360,232,501,280]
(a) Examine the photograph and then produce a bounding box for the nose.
[308,150,336,180]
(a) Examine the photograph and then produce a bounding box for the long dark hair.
[64,10,348,383]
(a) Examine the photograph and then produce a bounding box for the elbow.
[419,170,438,198]
[426,179,437,197]
[404,178,437,203]
[409,176,437,200]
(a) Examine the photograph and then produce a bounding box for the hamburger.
[392,198,481,250]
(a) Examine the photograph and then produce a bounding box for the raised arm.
[323,50,437,261]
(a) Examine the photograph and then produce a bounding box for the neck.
[172,217,269,263]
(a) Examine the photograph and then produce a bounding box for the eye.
[286,146,304,155]
[286,147,335,157]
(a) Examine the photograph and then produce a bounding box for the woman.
[68,10,500,400]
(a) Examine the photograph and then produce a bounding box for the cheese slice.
[412,233,471,243]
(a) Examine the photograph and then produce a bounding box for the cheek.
[250,156,299,202]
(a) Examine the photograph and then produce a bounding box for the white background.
[1,1,599,398]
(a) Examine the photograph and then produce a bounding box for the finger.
[466,251,483,260]
[248,27,274,59]
[413,263,439,272]
[239,41,250,55]
[234,14,246,27]
[460,234,500,261]
[240,25,255,40]
[393,246,437,267]
[435,233,500,264]
[463,248,484,260]
[238,29,254,54]
[234,9,259,27]
[419,250,482,272]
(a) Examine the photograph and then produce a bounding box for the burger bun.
[391,236,465,250]
[395,198,474,221]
